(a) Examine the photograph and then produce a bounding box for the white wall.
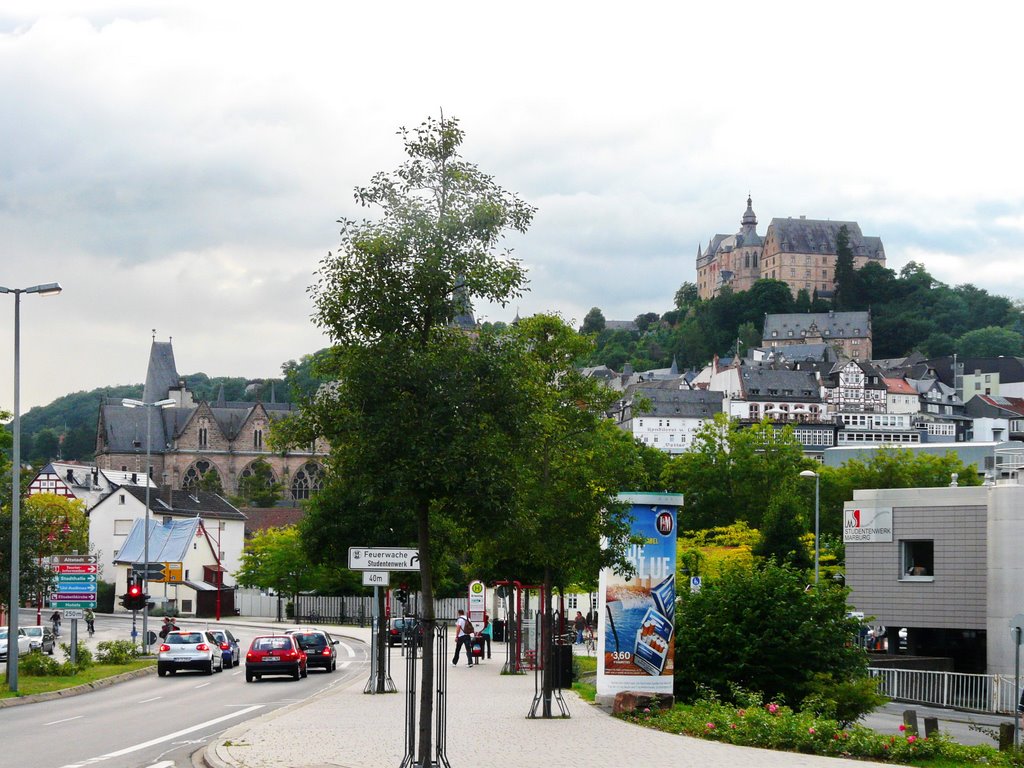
[985,484,1024,676]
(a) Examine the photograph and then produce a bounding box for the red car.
[245,634,308,682]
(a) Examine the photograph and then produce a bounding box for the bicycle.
[583,627,596,655]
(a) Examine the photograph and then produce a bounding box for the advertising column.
[597,492,683,697]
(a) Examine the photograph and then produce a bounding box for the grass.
[0,659,154,698]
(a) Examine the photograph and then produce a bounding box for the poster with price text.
[597,492,682,697]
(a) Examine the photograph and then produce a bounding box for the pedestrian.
[573,610,586,644]
[159,616,177,639]
[451,609,475,667]
[84,608,95,636]
[480,613,492,659]
[50,610,61,637]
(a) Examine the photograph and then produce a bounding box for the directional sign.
[53,592,98,601]
[56,574,97,585]
[56,555,97,565]
[348,547,420,572]
[62,609,85,620]
[131,561,183,583]
[56,564,98,574]
[51,601,95,609]
[363,571,389,587]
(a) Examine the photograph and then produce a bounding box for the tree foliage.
[234,526,330,599]
[673,562,869,708]
[233,459,281,507]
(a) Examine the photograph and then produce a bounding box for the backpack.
[463,618,475,635]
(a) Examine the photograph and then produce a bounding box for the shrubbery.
[619,691,1024,766]
[95,640,140,665]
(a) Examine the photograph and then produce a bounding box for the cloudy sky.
[2,2,1022,411]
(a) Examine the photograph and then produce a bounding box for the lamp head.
[799,470,818,478]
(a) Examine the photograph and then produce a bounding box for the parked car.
[288,629,339,672]
[0,628,32,662]
[206,627,241,668]
[245,634,307,682]
[22,625,56,655]
[157,630,225,676]
[387,617,424,647]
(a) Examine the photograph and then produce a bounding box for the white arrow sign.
[349,547,420,571]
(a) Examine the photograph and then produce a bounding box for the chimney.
[131,472,138,484]
[66,468,74,482]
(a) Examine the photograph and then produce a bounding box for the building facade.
[696,198,886,301]
[763,311,872,361]
[95,340,327,501]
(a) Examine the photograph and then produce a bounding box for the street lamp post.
[2,282,62,692]
[799,469,820,584]
[121,397,175,654]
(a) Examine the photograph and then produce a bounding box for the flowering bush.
[618,696,1023,765]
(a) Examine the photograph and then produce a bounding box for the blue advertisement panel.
[597,492,682,697]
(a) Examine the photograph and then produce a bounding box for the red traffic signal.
[128,582,143,600]
[121,578,148,610]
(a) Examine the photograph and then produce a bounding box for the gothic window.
[290,462,324,500]
[240,460,277,486]
[254,429,263,450]
[199,427,208,448]
[182,460,216,491]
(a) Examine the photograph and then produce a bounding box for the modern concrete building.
[844,474,1024,675]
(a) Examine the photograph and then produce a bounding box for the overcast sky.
[2,2,1023,411]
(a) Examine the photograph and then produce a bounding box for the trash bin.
[555,643,574,688]
[492,619,506,642]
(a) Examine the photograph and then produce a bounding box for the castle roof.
[766,218,885,259]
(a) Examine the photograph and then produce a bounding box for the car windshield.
[166,633,204,644]
[293,633,326,649]
[24,627,42,636]
[209,631,226,642]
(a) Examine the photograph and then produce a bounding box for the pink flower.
[730,723,737,729]
[808,727,816,734]
[705,722,716,730]
[736,709,746,717]
[767,703,779,714]
[642,707,651,714]
[907,735,917,743]
[883,744,889,750]
[898,724,906,732]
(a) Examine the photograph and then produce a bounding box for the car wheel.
[246,671,254,682]
[205,660,214,675]
[292,665,301,680]
[158,667,167,677]
[301,664,307,679]
[216,657,224,673]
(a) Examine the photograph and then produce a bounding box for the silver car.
[156,629,225,676]
[0,628,32,662]
[22,625,56,655]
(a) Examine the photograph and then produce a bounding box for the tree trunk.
[417,501,434,766]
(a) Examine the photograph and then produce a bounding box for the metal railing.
[869,667,1021,714]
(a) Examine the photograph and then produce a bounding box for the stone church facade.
[95,340,327,502]
[696,197,886,301]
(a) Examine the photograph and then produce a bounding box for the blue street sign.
[57,574,97,584]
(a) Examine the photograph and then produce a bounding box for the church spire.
[741,194,757,227]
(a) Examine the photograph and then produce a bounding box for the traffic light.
[120,578,148,611]
[395,586,408,603]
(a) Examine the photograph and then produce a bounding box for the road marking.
[194,682,211,689]
[340,642,356,657]
[91,705,264,760]
[45,715,84,725]
[138,696,162,703]
[339,661,351,668]
[144,762,175,768]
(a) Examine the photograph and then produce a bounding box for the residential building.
[965,395,1024,442]
[113,514,238,618]
[763,311,872,361]
[27,461,154,510]
[89,485,245,588]
[94,339,327,500]
[613,381,724,454]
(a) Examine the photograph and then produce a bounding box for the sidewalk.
[202,620,894,768]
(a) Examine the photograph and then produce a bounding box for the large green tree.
[276,114,534,764]
[234,526,330,605]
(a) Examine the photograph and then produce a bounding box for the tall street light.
[122,397,175,654]
[2,282,62,692]
[799,469,820,585]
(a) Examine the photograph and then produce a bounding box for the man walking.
[451,609,475,667]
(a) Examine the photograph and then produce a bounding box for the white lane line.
[340,641,356,658]
[45,715,84,725]
[138,696,162,704]
[194,682,211,689]
[95,705,264,760]
[145,762,175,768]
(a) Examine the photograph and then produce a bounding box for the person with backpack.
[451,609,475,667]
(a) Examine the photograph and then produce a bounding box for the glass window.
[902,540,934,579]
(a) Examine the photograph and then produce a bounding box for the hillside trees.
[274,114,535,762]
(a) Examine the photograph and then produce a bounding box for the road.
[5,610,370,768]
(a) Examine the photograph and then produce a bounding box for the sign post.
[1011,613,1024,748]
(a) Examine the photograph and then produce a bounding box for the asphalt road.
[5,610,370,768]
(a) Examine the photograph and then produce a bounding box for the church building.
[94,339,327,502]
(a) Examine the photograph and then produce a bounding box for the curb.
[0,664,155,708]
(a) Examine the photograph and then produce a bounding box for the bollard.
[902,709,919,735]
[923,717,938,737]
[999,722,1015,751]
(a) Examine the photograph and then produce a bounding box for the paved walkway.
[202,621,896,768]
